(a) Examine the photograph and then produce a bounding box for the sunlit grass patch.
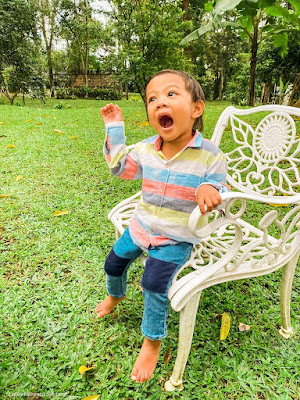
[1,98,300,399]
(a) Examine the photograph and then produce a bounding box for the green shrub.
[70,85,90,97]
[56,86,121,100]
[92,88,122,100]
[223,53,252,106]
[53,101,64,109]
[56,88,73,99]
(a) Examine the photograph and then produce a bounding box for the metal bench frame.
[108,105,300,390]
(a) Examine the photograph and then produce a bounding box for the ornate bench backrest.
[211,106,300,196]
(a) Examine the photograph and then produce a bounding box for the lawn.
[0,97,300,400]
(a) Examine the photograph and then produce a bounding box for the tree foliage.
[1,0,299,105]
[107,0,192,102]
[59,0,104,84]
[0,0,37,103]
[181,0,300,106]
[32,0,61,97]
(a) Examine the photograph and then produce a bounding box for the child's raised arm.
[102,103,142,181]
[100,103,123,124]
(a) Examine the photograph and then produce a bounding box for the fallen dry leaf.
[164,346,172,364]
[239,323,252,332]
[81,395,100,400]
[35,122,42,125]
[79,365,95,375]
[53,210,69,216]
[140,122,149,126]
[6,144,15,149]
[54,129,64,134]
[269,194,288,207]
[0,122,5,125]
[134,282,143,292]
[42,114,49,117]
[28,394,41,400]
[0,194,11,198]
[16,175,23,182]
[26,119,33,122]
[69,135,78,139]
[220,312,230,341]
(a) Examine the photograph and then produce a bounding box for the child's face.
[146,74,204,148]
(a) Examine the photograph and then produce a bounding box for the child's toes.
[136,371,143,383]
[135,369,148,383]
[95,304,101,312]
[131,367,138,381]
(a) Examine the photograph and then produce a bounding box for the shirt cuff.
[105,121,124,128]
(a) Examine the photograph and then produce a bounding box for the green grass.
[0,97,300,400]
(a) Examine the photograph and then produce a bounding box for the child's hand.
[196,184,222,215]
[100,103,123,124]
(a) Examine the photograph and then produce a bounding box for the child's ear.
[192,100,205,119]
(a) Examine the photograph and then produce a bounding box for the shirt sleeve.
[196,149,230,195]
[103,121,142,180]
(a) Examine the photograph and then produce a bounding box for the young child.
[96,69,229,383]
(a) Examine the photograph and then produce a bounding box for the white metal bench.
[108,105,300,390]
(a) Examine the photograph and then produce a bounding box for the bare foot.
[131,338,161,383]
[95,295,125,318]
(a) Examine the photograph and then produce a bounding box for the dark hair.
[147,69,205,131]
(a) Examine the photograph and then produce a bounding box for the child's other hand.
[196,184,222,215]
[100,103,123,124]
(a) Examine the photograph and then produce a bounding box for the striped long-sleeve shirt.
[104,121,229,251]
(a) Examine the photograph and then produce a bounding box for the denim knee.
[141,258,178,294]
[104,248,132,277]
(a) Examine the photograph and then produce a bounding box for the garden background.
[1,0,300,399]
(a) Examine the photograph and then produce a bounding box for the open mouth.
[159,114,173,129]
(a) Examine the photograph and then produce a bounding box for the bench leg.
[279,251,299,339]
[165,291,201,391]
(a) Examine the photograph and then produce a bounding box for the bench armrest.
[169,192,300,311]
[188,192,300,238]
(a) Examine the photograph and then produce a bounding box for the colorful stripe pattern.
[104,121,229,250]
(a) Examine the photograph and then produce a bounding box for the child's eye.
[168,91,176,97]
[148,96,156,103]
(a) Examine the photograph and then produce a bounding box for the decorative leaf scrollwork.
[226,112,300,196]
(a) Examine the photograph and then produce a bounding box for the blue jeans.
[104,228,193,340]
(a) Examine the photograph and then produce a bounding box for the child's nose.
[156,98,167,108]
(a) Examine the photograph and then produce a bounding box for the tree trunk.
[5,91,18,105]
[263,82,271,104]
[288,72,300,106]
[182,0,193,60]
[84,51,89,86]
[47,52,55,97]
[218,69,224,100]
[248,33,258,106]
[138,84,146,108]
[41,10,55,97]
[260,83,265,103]
[77,43,88,85]
[182,0,189,20]
[84,0,89,87]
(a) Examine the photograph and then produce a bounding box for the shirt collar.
[153,130,203,151]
